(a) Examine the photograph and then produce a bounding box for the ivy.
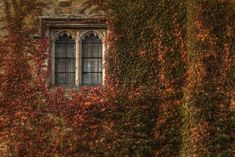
[0,0,234,156]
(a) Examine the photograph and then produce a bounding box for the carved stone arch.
[53,30,76,41]
[79,30,104,43]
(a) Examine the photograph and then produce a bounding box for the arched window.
[81,33,102,85]
[55,34,75,86]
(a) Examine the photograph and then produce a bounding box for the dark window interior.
[55,34,75,86]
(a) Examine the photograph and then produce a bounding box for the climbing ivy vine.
[0,0,234,156]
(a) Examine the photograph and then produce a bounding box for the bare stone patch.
[59,0,72,7]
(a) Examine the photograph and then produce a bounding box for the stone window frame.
[41,16,107,88]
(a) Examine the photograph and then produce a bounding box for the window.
[41,17,107,88]
[55,34,76,86]
[50,30,106,88]
[81,34,102,86]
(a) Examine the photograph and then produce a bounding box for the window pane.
[82,72,102,85]
[82,73,89,85]
[98,44,102,57]
[82,44,87,58]
[93,73,98,84]
[92,44,99,57]
[66,59,75,72]
[56,73,66,85]
[82,59,92,72]
[82,59,89,72]
[54,34,75,86]
[87,44,92,57]
[82,59,102,72]
[67,73,75,85]
[55,59,66,72]
[55,44,65,57]
[66,44,75,58]
[81,33,102,85]
[96,59,102,72]
[99,73,102,84]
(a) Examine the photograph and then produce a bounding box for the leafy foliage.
[181,1,235,156]
[0,0,234,157]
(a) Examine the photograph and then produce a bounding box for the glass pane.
[82,59,87,72]
[98,73,102,84]
[66,44,75,58]
[83,44,86,57]
[54,33,76,87]
[55,44,65,57]
[81,34,103,85]
[82,59,102,72]
[55,59,65,72]
[83,43,102,57]
[91,44,98,57]
[92,59,100,72]
[98,59,102,72]
[88,44,92,57]
[56,73,66,85]
[82,73,89,85]
[98,44,102,57]
[82,35,102,58]
[66,59,75,72]
[67,73,75,85]
[82,59,91,72]
[88,73,94,85]
[81,73,102,85]
[93,73,101,85]
[96,73,102,84]
[93,73,98,84]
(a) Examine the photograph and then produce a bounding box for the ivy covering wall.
[87,0,235,156]
[0,0,234,156]
[182,1,235,156]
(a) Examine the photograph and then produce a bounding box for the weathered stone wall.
[0,0,101,38]
[44,0,101,16]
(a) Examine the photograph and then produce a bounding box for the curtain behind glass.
[82,34,102,85]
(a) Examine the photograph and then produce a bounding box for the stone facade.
[44,0,103,17]
[41,0,107,87]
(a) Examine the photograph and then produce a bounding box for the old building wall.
[0,0,102,38]
[44,0,101,16]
